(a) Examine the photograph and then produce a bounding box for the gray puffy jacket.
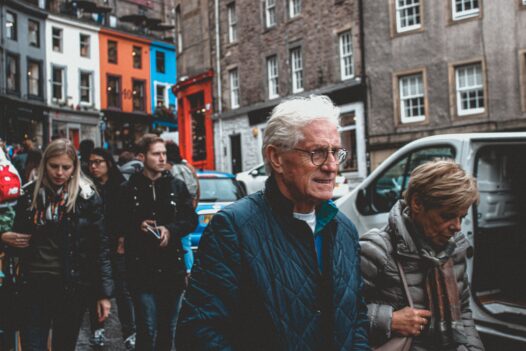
[359,201,484,351]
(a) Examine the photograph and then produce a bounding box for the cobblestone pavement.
[76,299,126,351]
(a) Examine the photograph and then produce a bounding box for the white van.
[336,133,526,344]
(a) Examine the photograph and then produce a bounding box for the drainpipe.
[214,0,224,171]
[358,0,370,175]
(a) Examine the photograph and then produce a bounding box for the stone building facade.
[210,0,367,178]
[364,0,526,169]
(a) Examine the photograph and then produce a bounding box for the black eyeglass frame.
[292,147,348,166]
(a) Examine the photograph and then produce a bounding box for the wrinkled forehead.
[297,119,341,147]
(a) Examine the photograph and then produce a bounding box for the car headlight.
[199,213,215,226]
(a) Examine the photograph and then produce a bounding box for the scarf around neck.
[33,186,69,225]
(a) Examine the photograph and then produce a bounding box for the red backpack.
[0,148,21,204]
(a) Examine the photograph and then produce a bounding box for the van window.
[359,146,456,214]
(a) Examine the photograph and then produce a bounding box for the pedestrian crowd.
[0,95,484,351]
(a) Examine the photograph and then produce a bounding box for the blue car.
[190,170,246,249]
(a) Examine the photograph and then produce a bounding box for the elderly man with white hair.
[176,95,370,350]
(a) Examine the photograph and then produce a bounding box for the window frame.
[132,46,142,69]
[289,0,301,18]
[155,83,168,108]
[397,72,427,124]
[51,65,66,103]
[451,0,480,21]
[6,52,20,94]
[79,70,93,105]
[229,68,240,109]
[106,74,122,109]
[156,51,166,73]
[27,59,42,98]
[108,40,118,64]
[28,19,40,48]
[52,27,63,53]
[290,47,304,93]
[6,11,17,41]
[454,62,485,116]
[267,55,279,99]
[228,2,237,43]
[80,34,91,58]
[132,79,146,112]
[265,0,276,28]
[339,30,354,80]
[395,0,422,33]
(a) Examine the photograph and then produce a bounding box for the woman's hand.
[97,298,111,322]
[391,307,432,336]
[158,226,170,247]
[0,231,31,248]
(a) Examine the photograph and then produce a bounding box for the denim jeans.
[133,286,183,351]
[20,275,88,351]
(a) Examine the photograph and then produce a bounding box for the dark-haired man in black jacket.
[119,134,197,351]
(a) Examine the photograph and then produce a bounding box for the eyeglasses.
[293,147,348,166]
[88,159,106,167]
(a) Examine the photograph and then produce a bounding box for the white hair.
[262,95,340,173]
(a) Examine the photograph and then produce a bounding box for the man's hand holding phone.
[140,219,170,247]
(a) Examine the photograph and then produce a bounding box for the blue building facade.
[150,41,177,130]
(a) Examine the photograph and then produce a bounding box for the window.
[156,84,166,107]
[6,54,19,93]
[399,73,425,123]
[132,80,146,111]
[455,63,485,116]
[51,66,65,102]
[6,12,17,41]
[132,46,142,69]
[28,20,40,47]
[265,0,276,28]
[452,0,480,20]
[107,75,121,108]
[156,51,165,73]
[339,113,358,173]
[108,40,117,63]
[290,47,303,93]
[80,71,92,104]
[52,27,62,52]
[289,0,301,18]
[396,0,421,32]
[339,31,354,80]
[229,68,239,109]
[228,3,237,43]
[267,55,279,99]
[176,6,183,53]
[359,146,456,215]
[80,34,90,57]
[27,60,42,98]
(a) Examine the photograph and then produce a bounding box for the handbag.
[373,260,414,351]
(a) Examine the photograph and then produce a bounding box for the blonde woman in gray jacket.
[360,160,484,351]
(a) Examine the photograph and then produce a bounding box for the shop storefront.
[49,109,101,148]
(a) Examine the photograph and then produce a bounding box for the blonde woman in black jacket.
[0,138,113,351]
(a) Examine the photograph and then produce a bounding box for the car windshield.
[199,178,243,202]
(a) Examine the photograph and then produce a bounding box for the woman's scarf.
[33,186,69,225]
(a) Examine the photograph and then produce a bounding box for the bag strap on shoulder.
[395,260,414,308]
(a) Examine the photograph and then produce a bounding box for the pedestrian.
[118,134,197,350]
[176,95,369,350]
[165,141,200,275]
[23,149,42,184]
[88,147,136,350]
[79,139,95,175]
[0,138,113,350]
[359,160,484,351]
[12,136,35,182]
[118,149,143,181]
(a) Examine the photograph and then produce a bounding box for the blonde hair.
[32,138,92,213]
[404,159,479,211]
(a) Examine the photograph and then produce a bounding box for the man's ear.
[266,145,283,174]
[136,153,145,162]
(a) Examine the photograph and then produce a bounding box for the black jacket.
[12,180,113,299]
[119,171,197,291]
[176,176,369,351]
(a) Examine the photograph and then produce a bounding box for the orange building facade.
[173,70,215,170]
[99,28,151,153]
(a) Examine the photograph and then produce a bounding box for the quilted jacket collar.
[264,175,338,234]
